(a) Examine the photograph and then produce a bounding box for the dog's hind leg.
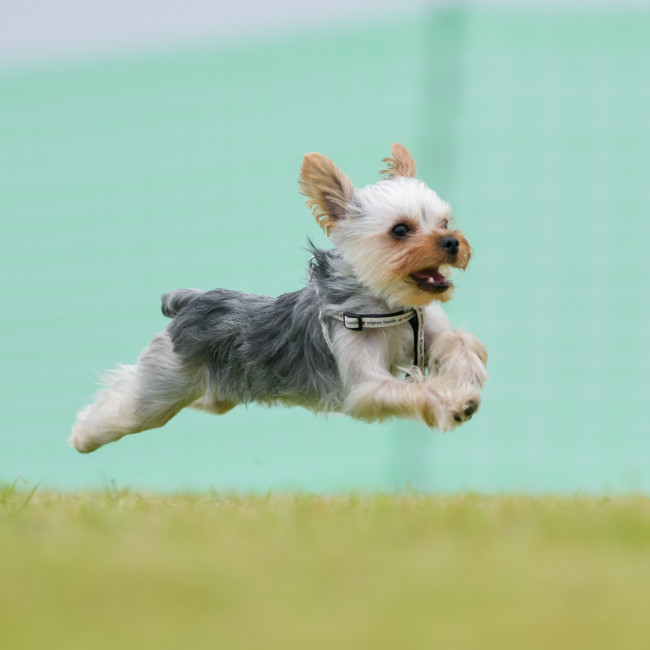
[70,331,204,453]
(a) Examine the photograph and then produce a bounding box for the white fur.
[70,365,141,453]
[330,178,456,309]
[71,145,488,452]
[332,316,483,431]
[71,331,203,452]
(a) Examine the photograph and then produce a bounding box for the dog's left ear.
[380,143,417,179]
[300,153,354,236]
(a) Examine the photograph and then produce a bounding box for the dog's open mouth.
[410,264,453,293]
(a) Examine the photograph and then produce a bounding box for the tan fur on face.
[391,229,471,276]
[380,143,417,179]
[381,230,471,304]
[342,226,472,308]
[299,153,354,235]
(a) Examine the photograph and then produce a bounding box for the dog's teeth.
[427,277,435,284]
[438,264,453,278]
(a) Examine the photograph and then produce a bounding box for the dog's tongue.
[413,268,446,283]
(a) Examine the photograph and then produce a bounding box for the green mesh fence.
[1,8,648,493]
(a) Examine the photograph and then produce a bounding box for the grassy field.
[2,486,650,650]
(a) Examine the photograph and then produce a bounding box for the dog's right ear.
[380,143,417,179]
[300,153,354,236]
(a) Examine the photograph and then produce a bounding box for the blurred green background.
[1,5,649,493]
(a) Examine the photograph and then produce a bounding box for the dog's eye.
[440,219,449,229]
[391,224,410,239]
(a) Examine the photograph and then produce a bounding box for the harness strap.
[323,308,426,372]
[310,260,426,372]
[330,309,415,330]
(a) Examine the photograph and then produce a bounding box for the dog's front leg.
[423,303,488,388]
[335,327,478,430]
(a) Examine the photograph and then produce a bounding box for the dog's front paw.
[428,330,488,387]
[423,379,481,432]
[451,397,479,425]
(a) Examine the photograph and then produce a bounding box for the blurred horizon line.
[1,0,647,70]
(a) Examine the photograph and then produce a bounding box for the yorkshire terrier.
[70,144,488,453]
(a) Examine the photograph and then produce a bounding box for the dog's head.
[300,143,471,307]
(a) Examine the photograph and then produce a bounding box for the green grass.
[2,489,650,650]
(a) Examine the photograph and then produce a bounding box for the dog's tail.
[161,289,206,318]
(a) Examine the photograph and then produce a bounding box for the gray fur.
[161,288,206,317]
[164,245,379,412]
[70,142,489,454]
[307,244,390,316]
[70,244,400,453]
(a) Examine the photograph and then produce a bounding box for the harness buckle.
[343,313,364,331]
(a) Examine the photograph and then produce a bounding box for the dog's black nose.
[439,236,459,256]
